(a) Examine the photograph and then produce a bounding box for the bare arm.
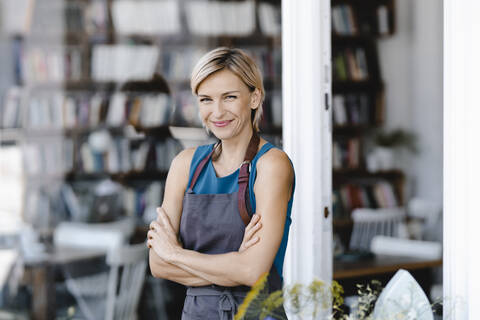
[148,148,212,286]
[148,149,294,287]
[148,148,263,286]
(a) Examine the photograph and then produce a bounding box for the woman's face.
[196,69,258,141]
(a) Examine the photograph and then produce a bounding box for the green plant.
[373,129,418,153]
[235,273,442,320]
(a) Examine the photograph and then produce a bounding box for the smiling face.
[197,68,259,141]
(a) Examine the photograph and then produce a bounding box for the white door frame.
[283,0,480,319]
[282,0,332,311]
[444,0,480,318]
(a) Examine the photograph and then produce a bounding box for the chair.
[349,207,406,251]
[53,219,147,320]
[63,243,148,320]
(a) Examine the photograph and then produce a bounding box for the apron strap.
[187,133,260,226]
[238,133,260,226]
[187,142,219,192]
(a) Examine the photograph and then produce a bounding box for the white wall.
[377,0,443,205]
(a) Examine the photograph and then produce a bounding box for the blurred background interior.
[0,0,442,319]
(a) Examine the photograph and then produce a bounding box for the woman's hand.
[147,207,182,263]
[238,214,262,252]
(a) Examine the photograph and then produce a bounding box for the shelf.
[333,218,354,228]
[333,125,376,135]
[333,169,405,179]
[260,126,282,135]
[65,170,168,181]
[0,128,23,142]
[332,34,378,43]
[21,81,117,91]
[114,33,280,46]
[333,80,384,92]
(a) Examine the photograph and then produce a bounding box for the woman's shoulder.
[171,144,214,174]
[256,144,294,176]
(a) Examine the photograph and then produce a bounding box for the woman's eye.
[225,95,237,100]
[199,98,212,103]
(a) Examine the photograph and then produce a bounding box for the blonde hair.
[191,47,265,132]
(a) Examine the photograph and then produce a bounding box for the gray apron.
[179,134,285,320]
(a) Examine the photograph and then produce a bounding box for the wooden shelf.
[333,169,404,179]
[0,128,23,142]
[333,80,384,92]
[260,126,282,135]
[65,170,168,181]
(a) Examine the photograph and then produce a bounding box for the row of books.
[333,138,361,170]
[103,93,172,128]
[16,44,280,85]
[113,1,279,37]
[92,45,159,82]
[60,180,164,223]
[19,47,84,84]
[0,146,23,215]
[123,181,164,222]
[112,0,181,35]
[22,179,164,226]
[4,0,280,38]
[185,1,254,36]
[333,47,369,82]
[332,93,372,126]
[23,139,74,176]
[332,181,398,219]
[332,4,392,36]
[332,5,357,36]
[161,47,281,82]
[1,88,173,130]
[1,87,24,128]
[77,137,181,174]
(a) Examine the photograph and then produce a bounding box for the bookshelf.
[0,0,283,235]
[331,0,402,249]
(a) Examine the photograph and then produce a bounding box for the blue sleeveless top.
[186,142,295,278]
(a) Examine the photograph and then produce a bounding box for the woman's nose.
[212,101,226,116]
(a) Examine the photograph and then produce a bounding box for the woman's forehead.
[197,69,249,95]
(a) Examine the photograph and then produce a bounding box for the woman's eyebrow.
[222,91,240,96]
[198,91,240,98]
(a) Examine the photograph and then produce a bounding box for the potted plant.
[366,128,418,172]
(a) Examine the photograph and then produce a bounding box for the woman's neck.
[215,127,255,171]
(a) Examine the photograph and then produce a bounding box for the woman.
[147,47,295,319]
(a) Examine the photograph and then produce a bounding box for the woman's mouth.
[213,120,232,127]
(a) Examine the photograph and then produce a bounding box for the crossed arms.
[147,147,294,287]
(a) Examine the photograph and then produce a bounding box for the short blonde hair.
[191,47,265,132]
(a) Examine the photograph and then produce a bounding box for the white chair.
[349,207,406,251]
[53,218,147,320]
[63,243,148,320]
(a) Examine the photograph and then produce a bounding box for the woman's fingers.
[239,215,262,252]
[243,236,260,249]
[245,217,262,240]
[156,207,175,233]
[245,214,259,232]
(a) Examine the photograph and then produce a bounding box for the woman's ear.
[250,88,261,110]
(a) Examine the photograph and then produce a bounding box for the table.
[334,254,442,296]
[23,247,106,320]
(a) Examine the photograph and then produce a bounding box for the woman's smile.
[213,120,233,127]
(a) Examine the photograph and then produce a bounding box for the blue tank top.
[186,142,295,279]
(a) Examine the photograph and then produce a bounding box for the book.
[1,87,24,128]
[112,0,180,35]
[1,0,35,35]
[92,45,159,82]
[185,1,255,36]
[258,3,281,36]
